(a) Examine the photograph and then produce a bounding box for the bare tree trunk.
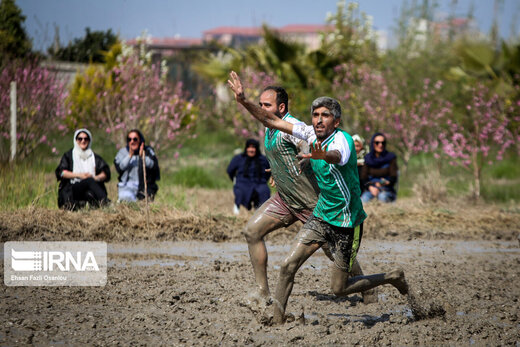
[472,151,481,199]
[10,82,17,162]
[401,151,411,175]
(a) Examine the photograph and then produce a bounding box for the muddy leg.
[330,266,408,297]
[243,205,286,299]
[322,246,377,304]
[350,260,378,304]
[273,242,321,324]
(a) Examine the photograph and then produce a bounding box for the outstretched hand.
[299,141,328,161]
[227,71,245,102]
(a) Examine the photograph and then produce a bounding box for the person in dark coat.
[360,132,398,203]
[227,139,271,214]
[55,129,110,210]
[114,129,160,202]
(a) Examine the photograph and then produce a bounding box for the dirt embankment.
[1,195,519,242]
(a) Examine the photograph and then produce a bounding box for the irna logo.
[11,249,99,272]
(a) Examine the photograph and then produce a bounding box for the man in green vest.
[228,71,408,324]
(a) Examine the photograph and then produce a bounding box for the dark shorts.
[298,215,363,272]
[262,192,314,226]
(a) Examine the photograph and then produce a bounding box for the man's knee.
[330,265,351,296]
[243,220,263,243]
[330,276,346,296]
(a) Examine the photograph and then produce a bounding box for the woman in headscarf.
[227,139,271,214]
[360,132,398,203]
[114,129,160,202]
[55,129,110,210]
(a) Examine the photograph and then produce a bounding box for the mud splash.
[407,291,446,321]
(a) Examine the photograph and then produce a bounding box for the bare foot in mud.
[387,269,409,295]
[243,290,271,309]
[362,287,378,304]
[240,291,273,325]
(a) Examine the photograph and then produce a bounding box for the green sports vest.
[310,129,367,228]
[264,114,319,211]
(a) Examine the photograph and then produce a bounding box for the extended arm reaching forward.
[227,71,294,135]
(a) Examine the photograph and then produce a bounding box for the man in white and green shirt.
[228,71,409,324]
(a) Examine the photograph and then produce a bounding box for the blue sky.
[17,0,520,51]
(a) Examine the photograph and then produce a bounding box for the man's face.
[312,106,340,140]
[127,131,141,152]
[259,90,283,118]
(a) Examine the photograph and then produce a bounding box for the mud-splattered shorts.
[262,192,314,226]
[297,215,363,272]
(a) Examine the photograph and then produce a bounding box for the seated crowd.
[56,128,160,211]
[56,128,397,211]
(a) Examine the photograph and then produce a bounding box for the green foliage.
[192,49,242,83]
[169,166,229,189]
[449,40,520,97]
[66,64,106,129]
[49,27,118,63]
[483,157,520,179]
[0,161,57,210]
[398,151,520,202]
[0,0,32,59]
[481,183,520,202]
[321,0,379,65]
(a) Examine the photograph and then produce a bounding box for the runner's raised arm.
[228,71,294,135]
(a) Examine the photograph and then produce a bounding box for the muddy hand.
[299,141,327,160]
[227,71,245,102]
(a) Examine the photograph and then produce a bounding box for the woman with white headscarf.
[55,129,111,210]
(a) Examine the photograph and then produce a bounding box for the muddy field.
[1,194,520,345]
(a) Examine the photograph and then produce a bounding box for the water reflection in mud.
[107,240,519,268]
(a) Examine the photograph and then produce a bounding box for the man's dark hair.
[263,86,289,111]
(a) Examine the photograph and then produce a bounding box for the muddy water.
[108,239,517,267]
[2,239,519,345]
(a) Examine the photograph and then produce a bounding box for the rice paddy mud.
[1,192,519,345]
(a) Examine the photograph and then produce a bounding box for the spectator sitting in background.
[352,134,367,190]
[114,129,160,202]
[55,129,110,210]
[360,132,398,203]
[227,139,271,214]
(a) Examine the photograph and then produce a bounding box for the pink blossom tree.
[334,64,452,170]
[0,60,68,162]
[438,85,515,199]
[67,37,197,152]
